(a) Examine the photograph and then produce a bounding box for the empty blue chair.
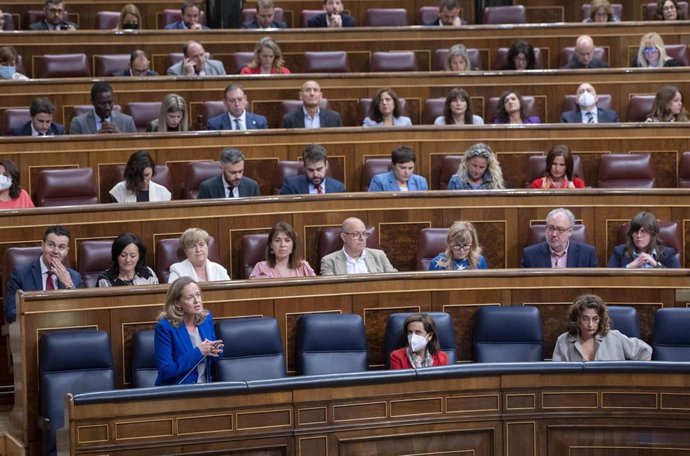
[652,308,690,361]
[296,313,368,375]
[39,330,114,456]
[215,317,286,381]
[473,306,544,362]
[383,312,457,368]
[131,329,157,388]
[607,306,641,339]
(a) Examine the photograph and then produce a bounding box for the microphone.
[177,353,207,385]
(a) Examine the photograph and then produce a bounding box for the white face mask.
[0,174,12,191]
[408,333,428,353]
[578,91,596,109]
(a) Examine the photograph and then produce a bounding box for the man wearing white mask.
[560,83,620,123]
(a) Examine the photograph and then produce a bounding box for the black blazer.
[521,240,598,268]
[307,12,355,27]
[280,107,343,128]
[11,121,65,136]
[111,69,159,77]
[197,175,260,198]
[241,19,287,29]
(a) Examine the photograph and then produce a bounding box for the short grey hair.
[219,148,245,164]
[546,208,575,226]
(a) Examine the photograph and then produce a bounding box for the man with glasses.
[206,84,267,130]
[560,35,608,69]
[521,208,598,268]
[112,50,159,77]
[321,217,397,275]
[279,144,345,194]
[30,0,77,30]
[5,226,83,324]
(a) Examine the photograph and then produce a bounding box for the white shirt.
[581,108,598,124]
[343,248,369,274]
[39,256,57,290]
[31,124,53,137]
[308,178,328,194]
[228,111,247,130]
[221,175,239,198]
[303,107,321,129]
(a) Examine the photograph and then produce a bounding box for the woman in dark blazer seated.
[390,313,448,369]
[154,277,224,385]
[607,211,680,268]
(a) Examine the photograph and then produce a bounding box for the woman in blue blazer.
[368,146,428,192]
[154,277,224,385]
[607,211,680,269]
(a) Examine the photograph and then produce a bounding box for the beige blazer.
[320,248,397,276]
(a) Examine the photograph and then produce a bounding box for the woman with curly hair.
[653,0,685,20]
[428,221,487,270]
[493,90,540,124]
[504,40,536,70]
[448,143,505,190]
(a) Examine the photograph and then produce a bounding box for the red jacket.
[389,347,448,369]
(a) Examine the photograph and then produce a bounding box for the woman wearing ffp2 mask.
[390,313,448,369]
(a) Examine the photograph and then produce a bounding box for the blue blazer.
[206,112,268,130]
[197,175,260,198]
[607,245,680,268]
[11,121,65,136]
[560,108,620,123]
[241,19,287,29]
[279,175,345,194]
[521,240,598,268]
[307,12,355,27]
[368,171,428,192]
[154,312,217,386]
[164,21,210,30]
[5,258,83,323]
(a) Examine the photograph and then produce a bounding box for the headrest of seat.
[40,330,113,372]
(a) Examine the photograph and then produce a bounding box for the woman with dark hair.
[368,146,428,191]
[607,212,680,268]
[530,145,585,189]
[154,277,224,385]
[147,94,189,132]
[249,221,315,278]
[584,0,620,22]
[0,46,28,80]
[552,294,652,361]
[429,221,487,270]
[0,159,34,209]
[390,313,448,369]
[109,150,172,203]
[653,0,685,20]
[97,232,159,287]
[240,36,291,74]
[493,90,540,124]
[645,85,689,122]
[504,40,536,70]
[362,88,412,127]
[434,88,484,125]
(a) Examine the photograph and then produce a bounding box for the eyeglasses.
[545,225,572,235]
[579,316,600,324]
[643,47,658,54]
[343,231,370,239]
[633,228,650,237]
[451,243,471,251]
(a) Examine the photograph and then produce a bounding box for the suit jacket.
[167,59,226,76]
[561,59,608,69]
[280,107,343,128]
[11,121,65,136]
[607,245,680,268]
[163,20,210,30]
[111,69,159,77]
[5,258,83,323]
[520,240,598,268]
[197,175,260,199]
[368,171,428,192]
[206,112,268,130]
[154,312,217,385]
[279,175,345,194]
[29,20,78,30]
[321,248,397,275]
[69,110,136,134]
[241,19,287,29]
[423,16,467,25]
[307,12,355,27]
[560,107,620,123]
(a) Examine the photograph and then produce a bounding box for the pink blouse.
[0,189,35,209]
[249,260,315,279]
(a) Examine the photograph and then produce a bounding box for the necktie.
[227,186,234,198]
[316,184,323,194]
[585,111,594,124]
[234,118,243,130]
[46,271,55,290]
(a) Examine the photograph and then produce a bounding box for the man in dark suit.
[560,35,609,69]
[521,208,598,268]
[206,84,268,130]
[112,50,159,77]
[164,1,209,30]
[5,225,83,323]
[281,80,343,129]
[307,0,355,27]
[69,81,136,134]
[424,0,466,26]
[560,83,620,123]
[241,0,287,28]
[29,0,77,30]
[11,97,64,136]
[197,148,260,199]
[279,144,345,194]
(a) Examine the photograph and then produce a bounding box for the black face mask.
[122,22,139,29]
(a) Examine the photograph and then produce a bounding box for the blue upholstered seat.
[652,308,690,361]
[383,312,458,368]
[131,329,157,388]
[473,306,544,362]
[607,306,641,339]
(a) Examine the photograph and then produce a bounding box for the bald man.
[560,83,619,123]
[561,35,608,69]
[280,80,343,128]
[167,41,226,76]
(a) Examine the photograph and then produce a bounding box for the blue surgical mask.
[0,66,16,79]
[0,174,12,191]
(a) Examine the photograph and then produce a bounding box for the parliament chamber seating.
[103,164,173,202]
[643,1,688,20]
[35,53,90,79]
[581,2,623,20]
[215,317,287,381]
[651,308,690,360]
[34,168,98,207]
[364,8,409,26]
[562,93,613,112]
[157,8,206,29]
[360,158,391,191]
[493,46,546,70]
[415,228,448,271]
[93,54,129,76]
[486,95,537,123]
[130,329,157,388]
[438,155,461,190]
[370,51,419,72]
[663,44,689,66]
[432,47,482,71]
[607,305,641,338]
[38,329,114,456]
[482,5,526,24]
[239,233,269,279]
[558,46,609,67]
[625,94,655,122]
[616,219,682,265]
[280,98,328,117]
[523,153,584,187]
[473,306,544,362]
[1,108,30,136]
[94,11,119,30]
[273,160,304,194]
[301,51,351,73]
[124,101,162,132]
[596,153,655,188]
[199,100,226,128]
[299,9,321,27]
[154,235,219,283]
[184,160,220,199]
[316,226,378,273]
[678,151,690,188]
[422,97,444,124]
[357,97,407,126]
[76,239,113,288]
[167,51,211,70]
[2,12,15,30]
[228,51,253,74]
[383,312,458,368]
[239,7,284,24]
[417,6,439,24]
[296,313,368,375]
[526,223,587,246]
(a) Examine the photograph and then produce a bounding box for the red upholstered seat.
[361,158,391,191]
[526,224,587,247]
[240,233,269,279]
[302,51,350,73]
[124,102,162,132]
[364,8,408,26]
[34,168,98,207]
[663,44,689,66]
[36,53,90,78]
[438,155,462,190]
[625,95,655,122]
[616,221,682,265]
[678,151,690,188]
[273,160,304,194]
[562,94,613,113]
[229,52,254,74]
[299,9,322,27]
[77,239,114,288]
[2,108,31,136]
[597,153,655,188]
[524,154,584,187]
[95,11,119,29]
[94,54,129,76]
[2,12,16,30]
[417,6,439,24]
[559,47,608,67]
[184,161,220,199]
[422,98,445,125]
[416,228,448,270]
[154,236,218,283]
[110,164,173,197]
[371,51,418,72]
[482,5,526,24]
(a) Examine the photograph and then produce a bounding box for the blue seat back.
[296,313,368,375]
[652,308,690,361]
[383,312,458,368]
[607,306,641,339]
[131,330,157,388]
[215,317,286,381]
[473,306,544,362]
